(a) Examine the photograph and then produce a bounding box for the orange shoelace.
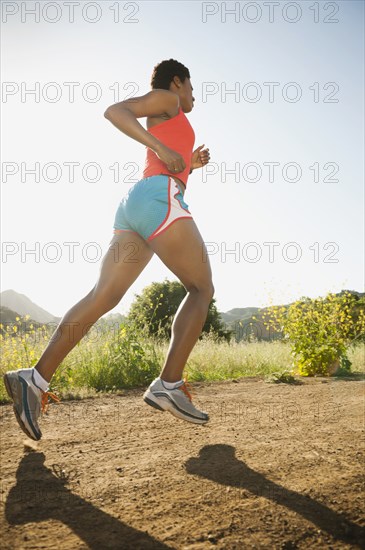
[41,390,61,414]
[179,376,193,402]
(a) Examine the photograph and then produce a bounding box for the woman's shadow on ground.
[185,444,364,547]
[5,451,171,550]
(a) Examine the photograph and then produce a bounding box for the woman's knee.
[186,281,215,301]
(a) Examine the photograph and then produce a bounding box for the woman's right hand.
[154,144,186,173]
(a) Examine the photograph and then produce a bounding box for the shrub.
[73,320,162,391]
[127,279,230,340]
[260,291,365,376]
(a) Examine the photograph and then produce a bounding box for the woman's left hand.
[191,144,210,171]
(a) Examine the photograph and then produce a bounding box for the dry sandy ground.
[0,376,364,549]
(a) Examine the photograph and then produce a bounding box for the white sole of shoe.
[143,388,209,425]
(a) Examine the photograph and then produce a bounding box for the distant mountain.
[0,289,61,324]
[219,307,260,324]
[0,289,127,333]
[219,306,278,342]
[0,304,127,339]
[0,305,39,327]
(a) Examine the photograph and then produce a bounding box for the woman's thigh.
[91,231,154,306]
[147,217,214,295]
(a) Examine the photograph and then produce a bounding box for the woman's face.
[171,76,195,112]
[181,77,195,112]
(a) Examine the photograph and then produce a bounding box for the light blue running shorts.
[113,175,193,241]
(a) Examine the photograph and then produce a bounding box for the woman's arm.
[104,90,186,173]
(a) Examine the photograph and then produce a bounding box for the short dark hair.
[150,59,190,90]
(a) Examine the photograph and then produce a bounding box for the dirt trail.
[0,377,364,549]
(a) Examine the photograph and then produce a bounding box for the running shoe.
[143,377,209,424]
[3,368,60,441]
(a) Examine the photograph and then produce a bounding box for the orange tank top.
[142,106,195,187]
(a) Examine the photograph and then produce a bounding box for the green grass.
[185,337,292,380]
[0,324,364,404]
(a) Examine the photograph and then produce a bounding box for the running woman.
[3,59,214,441]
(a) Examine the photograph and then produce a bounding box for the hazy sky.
[1,0,364,318]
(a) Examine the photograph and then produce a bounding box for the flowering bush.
[0,315,49,371]
[256,291,365,376]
